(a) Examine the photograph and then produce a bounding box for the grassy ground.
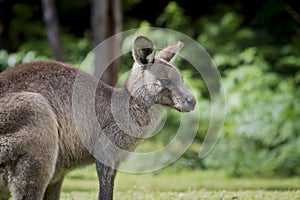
[61,165,300,200]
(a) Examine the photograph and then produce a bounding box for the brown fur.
[0,36,195,200]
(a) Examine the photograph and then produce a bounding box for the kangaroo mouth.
[163,101,195,113]
[174,103,195,112]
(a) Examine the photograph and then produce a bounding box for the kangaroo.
[0,36,196,200]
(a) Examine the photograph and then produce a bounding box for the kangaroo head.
[125,36,196,112]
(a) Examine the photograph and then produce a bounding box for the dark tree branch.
[285,4,300,24]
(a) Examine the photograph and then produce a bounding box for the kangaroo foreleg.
[96,160,117,200]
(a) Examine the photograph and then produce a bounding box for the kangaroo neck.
[112,87,152,128]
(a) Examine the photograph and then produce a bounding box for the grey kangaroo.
[0,36,196,200]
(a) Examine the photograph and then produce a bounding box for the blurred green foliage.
[0,0,299,177]
[196,10,300,177]
[0,34,92,71]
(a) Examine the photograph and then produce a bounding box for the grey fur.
[0,36,196,200]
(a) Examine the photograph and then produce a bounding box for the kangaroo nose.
[186,95,196,109]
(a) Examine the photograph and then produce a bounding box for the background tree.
[41,0,64,61]
[90,0,122,86]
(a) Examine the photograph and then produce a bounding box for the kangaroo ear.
[156,41,184,63]
[132,36,155,65]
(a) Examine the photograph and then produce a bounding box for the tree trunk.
[41,0,64,61]
[91,0,122,86]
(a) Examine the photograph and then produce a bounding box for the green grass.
[61,165,300,200]
[61,190,300,200]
